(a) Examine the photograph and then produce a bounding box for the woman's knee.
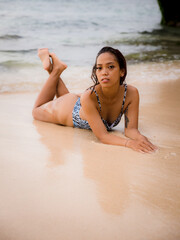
[32,107,42,121]
[32,106,52,122]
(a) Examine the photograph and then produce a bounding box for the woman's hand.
[126,136,158,153]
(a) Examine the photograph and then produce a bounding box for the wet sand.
[0,66,180,240]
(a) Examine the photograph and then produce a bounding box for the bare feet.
[38,48,53,73]
[49,52,67,75]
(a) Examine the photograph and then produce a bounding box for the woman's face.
[95,52,124,87]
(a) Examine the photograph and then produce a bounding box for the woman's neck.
[99,83,121,102]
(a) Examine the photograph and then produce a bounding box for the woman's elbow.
[97,133,110,144]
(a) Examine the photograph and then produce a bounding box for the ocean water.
[0,0,180,93]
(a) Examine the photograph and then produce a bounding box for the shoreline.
[0,60,180,94]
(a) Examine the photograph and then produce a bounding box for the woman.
[32,47,157,153]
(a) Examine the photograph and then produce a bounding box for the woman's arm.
[80,91,128,147]
[124,86,157,152]
[124,86,140,139]
[80,90,156,153]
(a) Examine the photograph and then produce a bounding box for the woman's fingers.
[140,146,152,153]
[139,135,158,151]
[142,139,158,151]
[139,140,157,153]
[146,140,157,150]
[141,142,152,151]
[128,139,158,153]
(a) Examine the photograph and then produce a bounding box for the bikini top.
[93,84,127,131]
[72,84,127,131]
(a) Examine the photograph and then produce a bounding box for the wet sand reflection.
[33,120,76,167]
[82,138,131,215]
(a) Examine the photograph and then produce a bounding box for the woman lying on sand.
[32,46,157,153]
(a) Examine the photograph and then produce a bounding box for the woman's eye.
[109,65,114,69]
[96,67,102,70]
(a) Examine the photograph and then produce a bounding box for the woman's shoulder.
[126,84,139,95]
[80,88,96,107]
[81,88,93,99]
[126,84,138,92]
[125,84,139,102]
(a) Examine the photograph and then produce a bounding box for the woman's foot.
[49,52,67,75]
[38,48,53,73]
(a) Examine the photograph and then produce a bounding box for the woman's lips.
[101,78,109,83]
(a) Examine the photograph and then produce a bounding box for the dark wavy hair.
[91,46,127,90]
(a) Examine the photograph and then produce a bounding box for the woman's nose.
[102,68,108,75]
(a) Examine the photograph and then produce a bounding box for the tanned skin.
[32,48,157,153]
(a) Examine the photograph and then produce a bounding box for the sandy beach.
[0,62,180,240]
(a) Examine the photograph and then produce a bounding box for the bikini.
[72,84,127,131]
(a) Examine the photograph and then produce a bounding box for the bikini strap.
[91,88,102,112]
[90,84,127,114]
[120,84,127,113]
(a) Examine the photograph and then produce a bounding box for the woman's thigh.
[55,93,79,126]
[33,93,78,126]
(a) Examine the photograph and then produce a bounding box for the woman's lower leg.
[34,52,67,109]
[38,48,69,98]
[56,77,69,98]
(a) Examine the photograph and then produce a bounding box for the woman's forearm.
[124,128,142,140]
[98,131,157,153]
[98,128,141,147]
[99,133,128,147]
